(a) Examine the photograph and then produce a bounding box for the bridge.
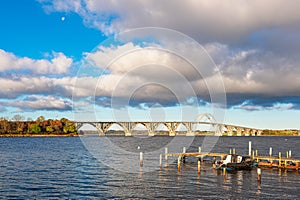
[74,114,263,136]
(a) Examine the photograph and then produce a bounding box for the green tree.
[29,124,41,134]
[63,123,77,133]
[46,126,54,133]
[60,118,68,126]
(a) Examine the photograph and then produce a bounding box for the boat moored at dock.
[213,154,253,171]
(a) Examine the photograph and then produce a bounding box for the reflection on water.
[0,136,299,199]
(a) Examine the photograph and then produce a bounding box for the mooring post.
[255,150,259,162]
[159,154,162,169]
[269,147,272,157]
[229,148,232,155]
[140,152,143,167]
[279,152,282,168]
[284,160,287,168]
[286,151,289,158]
[257,168,261,183]
[248,141,252,156]
[198,147,201,154]
[177,156,181,172]
[233,148,236,155]
[183,147,186,153]
[198,158,201,175]
[165,147,168,163]
[223,167,227,183]
[289,150,292,158]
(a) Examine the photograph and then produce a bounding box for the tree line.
[0,115,77,135]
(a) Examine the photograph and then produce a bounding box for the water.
[0,136,299,199]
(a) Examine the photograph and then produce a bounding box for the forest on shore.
[0,115,77,136]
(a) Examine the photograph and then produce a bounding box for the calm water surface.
[0,136,299,199]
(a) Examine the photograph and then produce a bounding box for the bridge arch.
[194,113,221,135]
[195,113,217,123]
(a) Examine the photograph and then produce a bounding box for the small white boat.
[213,154,253,171]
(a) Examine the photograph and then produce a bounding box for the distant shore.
[0,134,299,137]
[0,133,79,137]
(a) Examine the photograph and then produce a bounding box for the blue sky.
[0,0,300,129]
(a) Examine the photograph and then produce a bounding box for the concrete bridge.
[75,114,263,136]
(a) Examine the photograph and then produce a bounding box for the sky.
[0,0,300,129]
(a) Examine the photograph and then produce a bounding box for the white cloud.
[39,0,300,41]
[82,42,222,106]
[0,49,72,74]
[205,43,300,96]
[2,95,72,111]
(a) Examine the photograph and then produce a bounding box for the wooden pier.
[253,155,300,171]
[163,146,300,172]
[166,152,228,161]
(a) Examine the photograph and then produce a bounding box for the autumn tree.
[29,123,41,134]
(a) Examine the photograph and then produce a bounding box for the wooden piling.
[256,150,259,162]
[198,159,201,175]
[198,147,201,154]
[269,147,272,157]
[177,156,181,172]
[183,147,186,153]
[284,160,287,168]
[289,150,292,158]
[159,154,162,169]
[248,141,252,156]
[257,168,261,183]
[140,152,143,167]
[165,147,168,162]
[279,152,282,168]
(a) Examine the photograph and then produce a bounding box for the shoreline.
[0,134,299,137]
[0,134,79,137]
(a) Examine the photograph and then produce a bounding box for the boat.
[213,154,253,171]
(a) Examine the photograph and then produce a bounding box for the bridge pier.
[217,124,225,136]
[183,122,194,136]
[250,129,257,136]
[236,128,242,136]
[165,122,179,136]
[226,125,233,136]
[244,128,250,136]
[257,130,263,136]
[142,122,159,137]
[120,122,135,137]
